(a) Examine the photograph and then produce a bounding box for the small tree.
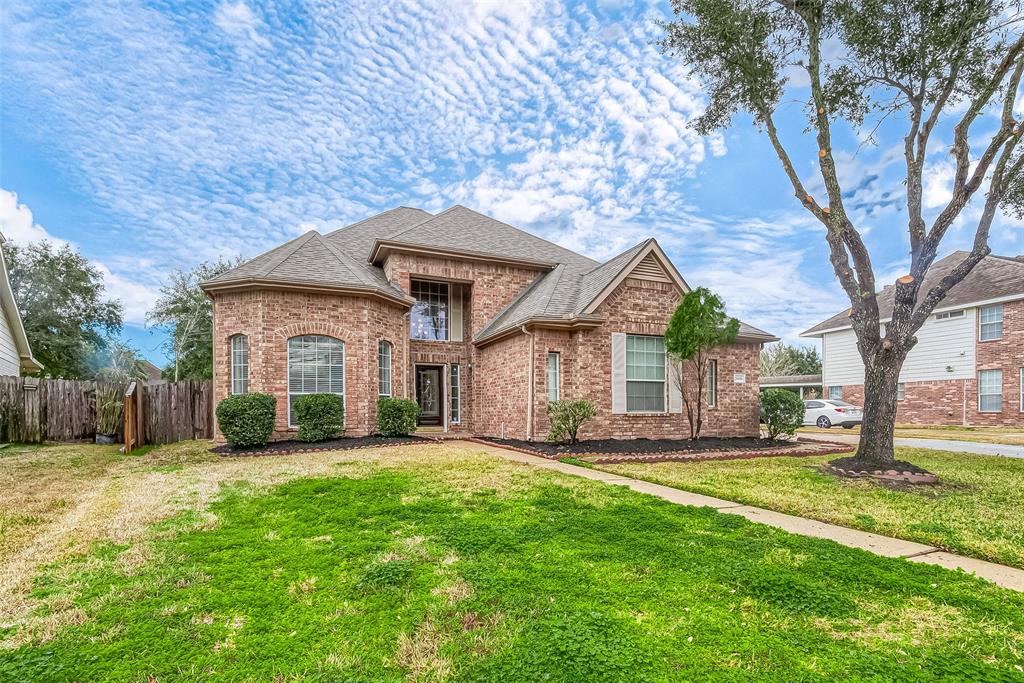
[546,399,598,445]
[147,257,242,381]
[760,389,806,440]
[665,288,740,439]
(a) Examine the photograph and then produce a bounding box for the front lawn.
[600,447,1024,569]
[2,442,1023,681]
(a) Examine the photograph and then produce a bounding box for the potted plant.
[94,344,146,444]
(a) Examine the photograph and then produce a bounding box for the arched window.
[287,335,344,426]
[378,341,392,397]
[230,335,249,395]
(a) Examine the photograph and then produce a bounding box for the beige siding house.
[0,234,41,376]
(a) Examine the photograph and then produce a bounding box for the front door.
[416,366,443,426]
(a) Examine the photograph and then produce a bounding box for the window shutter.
[450,285,463,342]
[611,332,626,414]
[668,360,683,413]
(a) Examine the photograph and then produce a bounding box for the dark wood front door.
[415,366,443,426]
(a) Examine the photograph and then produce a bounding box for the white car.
[803,399,863,429]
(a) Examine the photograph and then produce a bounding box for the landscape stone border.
[467,437,853,465]
[213,438,436,458]
[824,464,940,484]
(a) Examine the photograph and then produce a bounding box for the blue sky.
[2,0,1022,366]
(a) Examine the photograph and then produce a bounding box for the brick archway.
[273,322,359,343]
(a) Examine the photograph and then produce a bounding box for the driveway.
[801,431,1024,459]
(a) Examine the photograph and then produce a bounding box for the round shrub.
[294,393,344,442]
[377,397,419,436]
[759,388,805,439]
[216,393,276,448]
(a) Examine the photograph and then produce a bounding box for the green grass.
[2,444,1024,681]
[600,447,1024,569]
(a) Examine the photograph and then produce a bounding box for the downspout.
[522,325,535,441]
[403,311,412,399]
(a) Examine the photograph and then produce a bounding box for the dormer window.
[411,280,449,340]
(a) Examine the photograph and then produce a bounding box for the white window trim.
[450,364,461,424]
[979,304,1004,342]
[378,340,392,398]
[547,352,561,403]
[978,369,1002,413]
[897,382,905,401]
[625,334,667,414]
[707,359,717,408]
[287,335,345,428]
[934,310,964,321]
[230,334,249,395]
[829,386,843,400]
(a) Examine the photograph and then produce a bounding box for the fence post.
[22,378,41,443]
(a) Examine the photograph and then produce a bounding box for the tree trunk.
[850,355,903,467]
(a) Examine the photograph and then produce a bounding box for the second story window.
[980,304,1003,341]
[411,280,449,340]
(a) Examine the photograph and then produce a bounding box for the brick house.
[802,251,1024,426]
[202,205,775,442]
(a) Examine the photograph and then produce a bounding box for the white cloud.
[213,1,270,48]
[0,189,64,245]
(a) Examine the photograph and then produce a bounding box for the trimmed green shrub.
[377,397,419,436]
[547,399,598,445]
[216,393,276,447]
[760,388,805,439]
[294,393,344,442]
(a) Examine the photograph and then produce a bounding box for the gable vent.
[630,252,672,282]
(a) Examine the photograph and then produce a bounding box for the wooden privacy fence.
[0,376,212,446]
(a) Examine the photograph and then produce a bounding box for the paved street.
[801,432,1024,459]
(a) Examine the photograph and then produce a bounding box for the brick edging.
[825,464,939,484]
[466,437,853,464]
[212,438,439,458]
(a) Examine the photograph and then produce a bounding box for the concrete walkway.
[460,441,1024,592]
[801,432,1024,458]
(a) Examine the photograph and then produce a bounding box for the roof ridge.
[582,239,651,277]
[311,232,373,286]
[324,206,432,237]
[223,230,316,281]
[392,204,600,266]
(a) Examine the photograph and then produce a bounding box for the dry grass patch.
[396,616,451,682]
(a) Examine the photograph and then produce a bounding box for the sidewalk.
[800,432,1024,459]
[460,440,1024,592]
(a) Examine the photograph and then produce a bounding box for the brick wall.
[824,300,1024,426]
[212,289,406,441]
[474,332,530,438]
[515,278,761,441]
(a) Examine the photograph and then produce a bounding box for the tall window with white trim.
[979,369,1002,413]
[626,335,665,412]
[547,352,560,402]
[230,335,249,395]
[980,304,1004,341]
[707,359,717,407]
[288,335,344,426]
[450,364,461,424]
[378,341,392,397]
[411,280,449,340]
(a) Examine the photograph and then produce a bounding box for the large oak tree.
[661,0,1024,468]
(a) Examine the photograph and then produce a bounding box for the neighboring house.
[202,205,776,442]
[802,251,1024,426]
[140,360,166,385]
[760,374,822,399]
[0,233,41,376]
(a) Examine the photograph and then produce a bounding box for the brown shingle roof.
[204,205,777,343]
[802,251,1024,336]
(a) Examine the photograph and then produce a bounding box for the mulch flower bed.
[470,436,853,464]
[210,435,433,457]
[825,456,939,484]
